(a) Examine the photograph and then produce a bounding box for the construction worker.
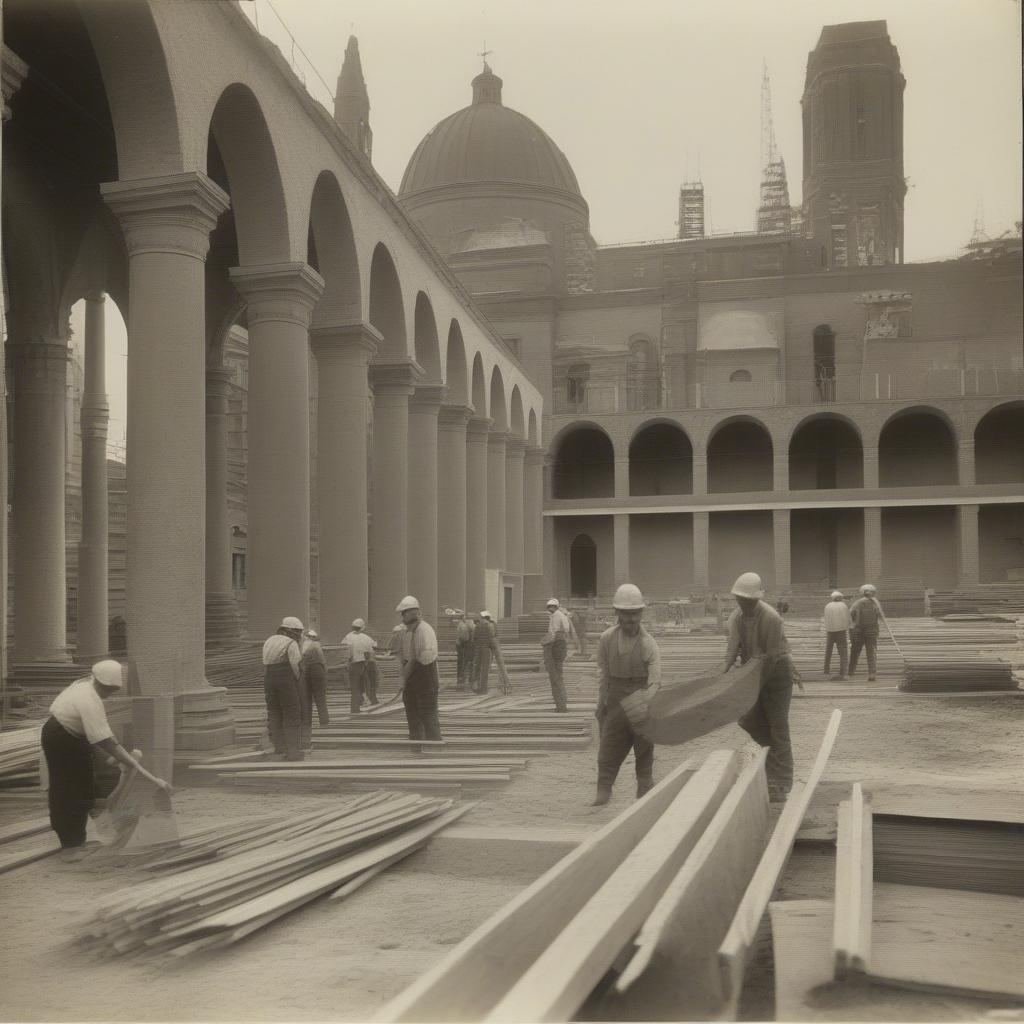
[473,611,496,693]
[592,583,660,806]
[299,629,329,749]
[849,583,882,681]
[262,616,305,761]
[570,606,589,658]
[342,619,378,713]
[722,573,800,801]
[542,598,572,712]
[823,591,851,680]
[41,660,171,861]
[396,596,443,741]
[453,610,475,691]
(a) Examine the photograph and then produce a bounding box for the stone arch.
[207,83,290,266]
[551,423,615,499]
[470,352,487,417]
[629,420,693,496]
[489,365,509,432]
[878,406,958,487]
[788,412,864,490]
[510,386,526,439]
[528,408,539,446]
[706,415,773,493]
[367,243,407,360]
[307,171,360,326]
[413,292,441,381]
[974,401,1024,484]
[444,321,469,406]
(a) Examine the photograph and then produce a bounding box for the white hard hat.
[396,595,420,613]
[352,618,365,630]
[91,659,124,690]
[546,597,559,608]
[305,630,319,640]
[731,572,765,600]
[281,616,304,631]
[612,583,646,611]
[860,583,877,595]
[480,610,492,619]
[830,591,844,600]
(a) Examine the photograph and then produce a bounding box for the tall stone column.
[957,503,980,588]
[693,511,710,591]
[229,263,324,639]
[487,430,509,571]
[10,341,70,662]
[957,440,976,487]
[78,292,110,661]
[773,508,791,591]
[773,447,789,493]
[465,417,491,612]
[204,366,238,642]
[524,446,544,574]
[614,456,629,499]
[863,445,879,489]
[505,438,526,574]
[863,506,882,583]
[692,452,708,496]
[408,384,445,624]
[102,172,234,776]
[437,405,472,613]
[613,513,630,588]
[369,361,420,629]
[311,321,380,637]
[542,514,557,601]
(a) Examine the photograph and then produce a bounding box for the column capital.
[410,384,447,413]
[84,289,107,305]
[370,359,423,395]
[102,172,230,260]
[2,46,29,122]
[205,366,235,400]
[8,342,71,395]
[487,429,511,451]
[506,436,527,458]
[229,262,325,328]
[310,319,382,359]
[467,416,493,438]
[525,444,546,465]
[438,404,474,429]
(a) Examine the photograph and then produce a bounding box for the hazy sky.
[246,0,1022,257]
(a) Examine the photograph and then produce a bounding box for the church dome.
[399,65,582,199]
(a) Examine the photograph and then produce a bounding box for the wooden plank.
[600,749,770,1021]
[378,757,699,1023]
[832,783,873,977]
[716,707,842,1019]
[0,835,59,874]
[485,750,741,1023]
[327,844,425,901]
[0,817,50,846]
[768,900,835,1022]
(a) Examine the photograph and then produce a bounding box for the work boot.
[636,777,655,799]
[590,786,612,807]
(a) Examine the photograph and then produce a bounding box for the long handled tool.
[872,598,906,660]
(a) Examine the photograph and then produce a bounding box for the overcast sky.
[246,0,1022,257]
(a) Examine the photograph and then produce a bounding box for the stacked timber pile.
[0,816,57,874]
[80,792,469,959]
[0,727,41,791]
[900,658,1015,692]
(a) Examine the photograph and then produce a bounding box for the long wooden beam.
[833,783,873,977]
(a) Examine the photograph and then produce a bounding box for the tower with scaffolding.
[757,64,792,236]
[677,179,705,240]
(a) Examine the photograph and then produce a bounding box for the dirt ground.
[1,669,1022,1022]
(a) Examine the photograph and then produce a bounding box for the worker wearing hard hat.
[396,596,443,741]
[298,629,329,749]
[452,610,475,692]
[342,618,378,713]
[822,591,852,680]
[592,584,661,806]
[722,573,800,801]
[849,584,882,681]
[41,660,172,860]
[262,616,306,761]
[541,598,574,712]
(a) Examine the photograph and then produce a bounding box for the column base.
[205,592,242,646]
[176,686,236,751]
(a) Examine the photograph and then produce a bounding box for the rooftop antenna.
[478,42,493,70]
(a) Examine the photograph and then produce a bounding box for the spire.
[334,35,373,160]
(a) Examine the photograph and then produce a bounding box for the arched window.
[813,325,836,400]
[628,338,660,411]
[566,363,590,406]
[729,369,752,383]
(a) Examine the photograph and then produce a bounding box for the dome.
[399,65,582,199]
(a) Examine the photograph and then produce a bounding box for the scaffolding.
[757,63,792,236]
[678,180,705,240]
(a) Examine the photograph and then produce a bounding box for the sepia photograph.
[0,0,1021,1021]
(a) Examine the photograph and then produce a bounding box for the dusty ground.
[1,657,1022,1023]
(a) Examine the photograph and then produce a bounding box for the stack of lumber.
[381,710,841,1023]
[900,657,1015,692]
[80,792,469,959]
[0,727,41,790]
[0,816,57,874]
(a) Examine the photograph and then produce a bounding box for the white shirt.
[342,631,377,662]
[544,608,574,644]
[262,635,302,679]
[400,620,438,666]
[49,677,113,744]
[823,601,852,632]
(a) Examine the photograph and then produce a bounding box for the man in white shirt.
[262,616,305,761]
[823,590,852,680]
[396,596,443,741]
[342,618,378,713]
[542,598,573,712]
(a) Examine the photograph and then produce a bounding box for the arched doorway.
[570,534,597,598]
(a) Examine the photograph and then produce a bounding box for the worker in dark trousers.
[473,611,495,693]
[342,618,377,712]
[822,590,851,680]
[592,584,661,806]
[542,598,572,712]
[262,616,305,761]
[396,596,443,741]
[722,572,802,802]
[453,611,474,691]
[299,629,329,750]
[42,660,171,861]
[849,583,882,681]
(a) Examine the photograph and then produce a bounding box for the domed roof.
[399,65,582,198]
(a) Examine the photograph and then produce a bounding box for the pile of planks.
[380,710,841,1023]
[0,816,57,875]
[80,792,469,959]
[0,727,41,791]
[900,657,1015,692]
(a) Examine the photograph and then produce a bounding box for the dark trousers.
[849,629,878,678]
[41,717,94,849]
[348,661,367,714]
[265,664,303,761]
[543,637,568,711]
[456,641,473,689]
[824,631,849,677]
[474,645,492,694]
[403,663,443,741]
[299,663,329,745]
[364,660,379,703]
[738,668,793,792]
[596,703,654,789]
